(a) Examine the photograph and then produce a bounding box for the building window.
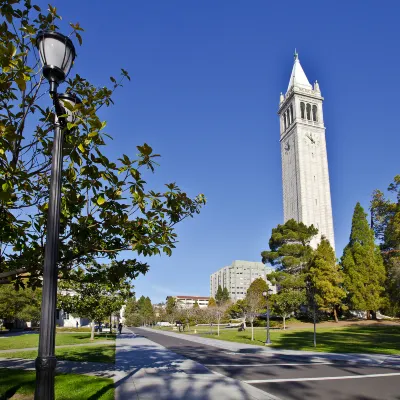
[290,104,294,122]
[306,103,311,120]
[56,309,60,319]
[284,114,287,130]
[300,102,305,119]
[64,312,69,320]
[312,105,318,122]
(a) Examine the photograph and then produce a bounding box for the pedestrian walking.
[118,323,122,334]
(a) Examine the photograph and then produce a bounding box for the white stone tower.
[278,51,335,249]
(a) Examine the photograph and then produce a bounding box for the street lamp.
[262,289,273,345]
[35,30,79,400]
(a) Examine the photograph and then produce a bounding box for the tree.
[371,175,400,316]
[341,203,386,319]
[0,285,41,327]
[208,297,217,307]
[0,1,206,289]
[165,297,177,325]
[262,219,318,274]
[58,280,129,340]
[193,300,200,309]
[245,291,262,341]
[215,285,224,305]
[308,238,346,322]
[222,287,230,303]
[136,296,155,326]
[124,297,142,326]
[269,271,306,330]
[247,277,269,303]
[227,299,247,328]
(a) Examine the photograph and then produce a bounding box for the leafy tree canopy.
[262,219,318,273]
[0,1,205,289]
[208,297,216,307]
[0,283,41,323]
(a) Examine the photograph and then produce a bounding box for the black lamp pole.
[34,108,64,400]
[34,31,77,400]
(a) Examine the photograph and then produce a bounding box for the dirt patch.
[10,394,34,400]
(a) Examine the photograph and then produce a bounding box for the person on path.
[76,321,79,329]
[118,323,122,334]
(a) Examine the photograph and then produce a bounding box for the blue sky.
[45,0,399,303]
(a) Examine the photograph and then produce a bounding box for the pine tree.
[262,219,318,274]
[222,287,231,303]
[193,300,200,309]
[341,203,386,318]
[215,285,224,305]
[309,238,346,322]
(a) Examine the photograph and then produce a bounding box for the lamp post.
[262,289,273,345]
[35,31,79,400]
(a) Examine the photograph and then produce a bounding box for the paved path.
[0,340,112,354]
[134,327,400,400]
[115,328,278,399]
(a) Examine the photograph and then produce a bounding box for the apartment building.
[210,260,275,301]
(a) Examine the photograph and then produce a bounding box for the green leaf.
[97,196,106,205]
[78,143,85,153]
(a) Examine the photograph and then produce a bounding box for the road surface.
[131,327,400,400]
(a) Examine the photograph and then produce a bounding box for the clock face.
[304,132,319,145]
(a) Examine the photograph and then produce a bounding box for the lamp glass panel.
[41,37,70,71]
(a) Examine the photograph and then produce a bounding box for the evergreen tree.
[341,203,386,318]
[308,238,346,322]
[208,297,217,307]
[215,285,224,305]
[222,287,231,303]
[166,296,176,315]
[193,300,200,309]
[371,175,400,316]
[262,219,318,274]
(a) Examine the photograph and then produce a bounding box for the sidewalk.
[138,327,400,367]
[115,328,279,399]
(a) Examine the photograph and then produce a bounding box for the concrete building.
[278,52,335,249]
[167,296,209,309]
[210,260,275,301]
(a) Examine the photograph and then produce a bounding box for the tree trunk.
[366,310,371,320]
[333,307,338,322]
[90,320,95,341]
[110,315,112,333]
[371,310,377,320]
[313,303,317,348]
[283,316,286,330]
[217,320,220,337]
[251,321,254,341]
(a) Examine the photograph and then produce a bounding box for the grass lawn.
[198,324,400,355]
[0,333,115,351]
[0,368,114,400]
[1,344,115,364]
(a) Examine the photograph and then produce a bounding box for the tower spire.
[287,50,311,92]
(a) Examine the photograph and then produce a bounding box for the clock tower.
[278,52,335,249]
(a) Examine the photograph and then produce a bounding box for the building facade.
[278,52,335,249]
[210,260,275,301]
[167,295,210,309]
